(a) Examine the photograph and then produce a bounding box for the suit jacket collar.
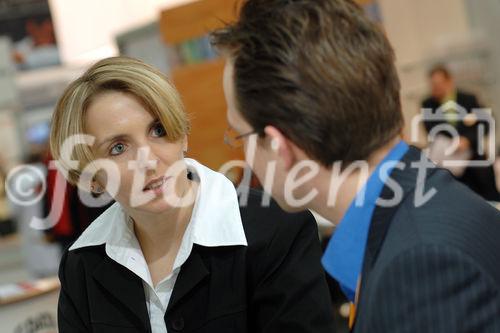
[73,159,245,330]
[69,158,247,253]
[321,141,409,302]
[92,253,152,331]
[361,146,438,279]
[91,245,210,331]
[352,146,439,331]
[167,246,209,312]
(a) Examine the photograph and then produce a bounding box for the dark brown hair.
[429,64,452,80]
[212,0,404,166]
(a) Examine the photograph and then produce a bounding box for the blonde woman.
[51,57,334,333]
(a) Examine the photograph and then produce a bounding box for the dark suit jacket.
[421,90,486,154]
[353,147,500,332]
[57,189,335,333]
[421,91,499,201]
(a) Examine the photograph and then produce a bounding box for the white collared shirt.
[69,159,248,333]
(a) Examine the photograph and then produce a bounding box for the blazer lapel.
[167,246,210,313]
[361,146,438,277]
[92,256,151,331]
[348,147,441,331]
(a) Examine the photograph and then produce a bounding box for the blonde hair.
[50,56,190,186]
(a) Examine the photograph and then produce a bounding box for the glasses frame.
[224,126,259,148]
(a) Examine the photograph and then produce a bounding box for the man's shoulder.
[421,96,438,108]
[381,168,500,278]
[399,167,499,231]
[456,90,477,100]
[456,90,479,107]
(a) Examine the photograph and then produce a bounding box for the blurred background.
[0,0,499,332]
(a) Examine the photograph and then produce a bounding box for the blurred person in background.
[496,148,500,198]
[421,65,500,202]
[13,18,60,70]
[51,57,334,333]
[7,151,61,278]
[0,156,14,237]
[43,152,113,251]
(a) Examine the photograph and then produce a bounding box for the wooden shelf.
[355,0,377,5]
[172,59,243,174]
[160,1,244,179]
[0,234,20,250]
[160,0,240,44]
[0,277,59,307]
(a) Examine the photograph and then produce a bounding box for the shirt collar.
[321,141,409,302]
[69,158,248,253]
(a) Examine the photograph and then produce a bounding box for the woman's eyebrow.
[95,134,128,149]
[147,118,160,129]
[95,119,160,149]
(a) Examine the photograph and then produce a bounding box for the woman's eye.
[109,143,126,156]
[151,122,167,138]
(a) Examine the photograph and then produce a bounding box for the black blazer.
[57,189,335,333]
[353,147,500,332]
[421,91,499,201]
[421,90,486,157]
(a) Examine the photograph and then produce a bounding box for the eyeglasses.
[224,126,258,148]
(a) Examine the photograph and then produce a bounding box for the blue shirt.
[322,141,409,302]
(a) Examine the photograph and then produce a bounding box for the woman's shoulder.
[67,202,123,251]
[58,242,106,291]
[59,201,120,279]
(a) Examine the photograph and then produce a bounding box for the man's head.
[213,0,404,210]
[429,65,455,102]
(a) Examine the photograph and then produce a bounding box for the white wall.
[463,0,500,146]
[378,0,472,144]
[48,0,197,66]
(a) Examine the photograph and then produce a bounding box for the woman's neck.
[128,179,198,265]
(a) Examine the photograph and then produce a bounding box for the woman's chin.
[138,201,177,214]
[134,191,193,214]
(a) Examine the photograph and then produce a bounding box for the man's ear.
[264,125,298,171]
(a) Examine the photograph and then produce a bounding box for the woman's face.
[85,91,188,214]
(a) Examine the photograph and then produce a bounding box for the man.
[212,0,500,331]
[422,65,500,201]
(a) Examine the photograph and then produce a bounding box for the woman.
[51,57,334,333]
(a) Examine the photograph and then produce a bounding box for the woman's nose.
[130,146,158,172]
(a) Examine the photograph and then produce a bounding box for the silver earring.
[91,184,104,194]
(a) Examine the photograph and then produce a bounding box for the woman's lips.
[143,176,170,192]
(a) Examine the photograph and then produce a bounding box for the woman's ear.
[81,170,105,194]
[182,135,188,153]
[90,180,105,194]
